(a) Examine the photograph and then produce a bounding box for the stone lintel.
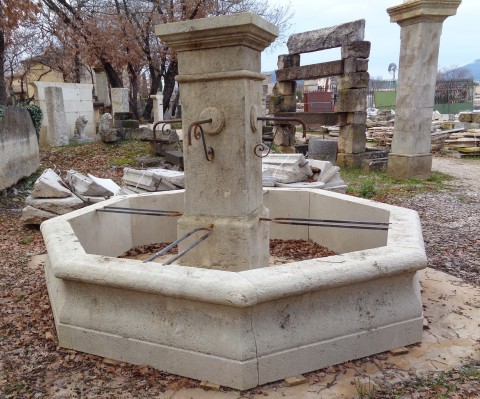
[155,13,278,52]
[287,19,365,54]
[388,153,432,178]
[341,41,371,59]
[387,0,462,26]
[276,61,343,82]
[275,112,338,128]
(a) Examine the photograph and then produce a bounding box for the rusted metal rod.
[257,116,307,138]
[260,217,389,231]
[97,206,182,217]
[152,119,182,140]
[143,226,213,264]
[187,119,214,161]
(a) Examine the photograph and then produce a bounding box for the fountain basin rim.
[41,190,427,307]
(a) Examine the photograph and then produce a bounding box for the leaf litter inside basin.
[119,239,337,265]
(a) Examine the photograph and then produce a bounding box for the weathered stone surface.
[269,94,296,114]
[388,153,432,179]
[275,81,296,96]
[0,107,39,191]
[335,89,367,113]
[123,167,184,191]
[121,120,140,129]
[25,195,83,215]
[21,205,57,225]
[337,72,370,90]
[344,58,369,73]
[338,112,367,126]
[338,124,367,154]
[272,124,296,146]
[67,170,118,196]
[341,41,371,59]
[100,128,119,143]
[276,61,343,82]
[458,112,473,123]
[45,86,69,146]
[262,154,313,183]
[111,88,129,118]
[287,19,365,54]
[94,70,111,106]
[277,54,300,69]
[150,93,164,122]
[31,169,72,198]
[99,113,112,132]
[308,139,338,164]
[73,115,89,139]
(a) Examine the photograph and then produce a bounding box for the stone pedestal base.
[388,153,432,179]
[337,150,389,168]
[177,207,269,272]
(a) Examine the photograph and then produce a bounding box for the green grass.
[107,140,150,167]
[341,169,452,200]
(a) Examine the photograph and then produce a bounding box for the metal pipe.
[143,226,213,264]
[260,217,389,231]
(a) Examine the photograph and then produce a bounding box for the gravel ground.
[387,156,480,286]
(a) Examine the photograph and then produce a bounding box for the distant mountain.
[462,59,480,81]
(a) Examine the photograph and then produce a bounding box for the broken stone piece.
[20,205,57,225]
[25,195,83,215]
[262,154,313,184]
[67,170,118,197]
[31,169,73,198]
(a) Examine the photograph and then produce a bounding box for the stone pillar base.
[336,151,389,168]
[388,153,432,179]
[177,207,269,272]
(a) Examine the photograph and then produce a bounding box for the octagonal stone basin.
[41,188,426,390]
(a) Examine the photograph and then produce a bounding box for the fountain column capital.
[155,13,278,53]
[387,0,461,26]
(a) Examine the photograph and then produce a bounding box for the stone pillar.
[336,41,370,156]
[271,54,300,148]
[94,69,111,106]
[150,93,164,122]
[45,87,69,146]
[110,88,129,121]
[387,0,461,178]
[156,13,278,272]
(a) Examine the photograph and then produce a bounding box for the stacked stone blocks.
[273,20,371,163]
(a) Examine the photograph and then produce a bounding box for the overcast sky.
[261,0,479,79]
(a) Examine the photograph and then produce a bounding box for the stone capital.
[387,0,462,26]
[155,13,278,52]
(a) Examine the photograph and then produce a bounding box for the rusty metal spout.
[257,116,307,138]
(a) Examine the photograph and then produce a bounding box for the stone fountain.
[41,13,427,390]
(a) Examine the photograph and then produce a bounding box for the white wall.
[30,81,96,146]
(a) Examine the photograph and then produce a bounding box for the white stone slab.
[67,170,115,197]
[31,169,73,198]
[262,154,313,183]
[87,174,121,196]
[25,195,83,215]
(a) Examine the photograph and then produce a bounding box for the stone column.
[150,92,164,122]
[270,54,300,149]
[156,13,278,272]
[94,69,111,106]
[110,88,129,121]
[45,87,69,146]
[387,0,461,178]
